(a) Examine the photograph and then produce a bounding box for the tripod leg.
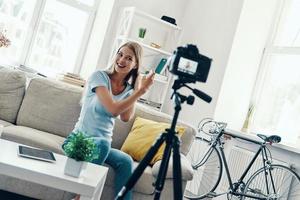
[153,135,173,200]
[172,135,182,200]
[115,133,167,200]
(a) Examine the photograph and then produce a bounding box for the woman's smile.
[116,63,127,68]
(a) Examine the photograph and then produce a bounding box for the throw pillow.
[121,117,185,165]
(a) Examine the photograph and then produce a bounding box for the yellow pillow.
[121,117,185,165]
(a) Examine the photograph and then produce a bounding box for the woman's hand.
[134,71,155,95]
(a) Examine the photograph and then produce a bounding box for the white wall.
[162,0,244,127]
[214,0,279,130]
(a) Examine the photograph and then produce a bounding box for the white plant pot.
[0,124,3,137]
[64,157,85,178]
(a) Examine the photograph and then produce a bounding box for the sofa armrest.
[151,154,193,181]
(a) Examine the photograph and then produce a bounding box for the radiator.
[219,145,289,193]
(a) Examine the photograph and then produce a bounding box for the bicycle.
[184,118,300,200]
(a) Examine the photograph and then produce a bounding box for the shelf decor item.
[57,72,86,87]
[150,42,161,49]
[63,131,99,177]
[161,15,177,25]
[138,27,147,39]
[241,104,255,133]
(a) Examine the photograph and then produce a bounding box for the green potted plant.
[63,131,99,177]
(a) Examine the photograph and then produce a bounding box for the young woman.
[64,42,155,200]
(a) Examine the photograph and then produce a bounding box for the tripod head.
[167,78,213,141]
[171,78,212,107]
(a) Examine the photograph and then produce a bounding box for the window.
[251,0,300,145]
[0,0,99,77]
[0,0,36,65]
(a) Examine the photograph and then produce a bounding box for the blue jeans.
[92,138,133,200]
[63,136,133,200]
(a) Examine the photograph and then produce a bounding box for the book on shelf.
[138,98,162,109]
[154,73,168,82]
[57,73,86,87]
[64,72,84,80]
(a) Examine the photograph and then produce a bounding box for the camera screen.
[177,57,198,75]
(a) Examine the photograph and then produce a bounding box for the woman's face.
[114,46,137,75]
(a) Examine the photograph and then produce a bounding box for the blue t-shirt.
[73,71,133,141]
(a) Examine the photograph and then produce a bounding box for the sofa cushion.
[121,117,185,165]
[17,78,83,138]
[152,153,193,180]
[1,125,65,154]
[0,119,13,127]
[0,68,26,123]
[105,161,155,194]
[112,104,196,156]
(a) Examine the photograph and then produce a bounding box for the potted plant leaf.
[63,131,99,177]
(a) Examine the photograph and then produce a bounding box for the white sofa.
[0,67,196,200]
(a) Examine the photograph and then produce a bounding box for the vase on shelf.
[241,104,254,133]
[138,27,146,42]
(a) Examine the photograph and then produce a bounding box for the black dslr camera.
[168,44,212,83]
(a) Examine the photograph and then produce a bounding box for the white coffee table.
[0,139,108,200]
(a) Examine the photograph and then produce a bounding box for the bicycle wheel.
[242,164,300,199]
[184,137,223,199]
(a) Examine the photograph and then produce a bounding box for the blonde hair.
[108,42,143,88]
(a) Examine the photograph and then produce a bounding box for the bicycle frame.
[201,129,277,200]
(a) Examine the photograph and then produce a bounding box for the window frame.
[250,0,300,141]
[11,0,100,74]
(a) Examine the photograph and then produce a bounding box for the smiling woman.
[64,41,155,200]
[110,42,143,89]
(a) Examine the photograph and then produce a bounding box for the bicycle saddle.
[257,134,281,143]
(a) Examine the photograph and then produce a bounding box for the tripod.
[115,79,212,200]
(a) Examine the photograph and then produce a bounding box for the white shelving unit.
[110,7,182,111]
